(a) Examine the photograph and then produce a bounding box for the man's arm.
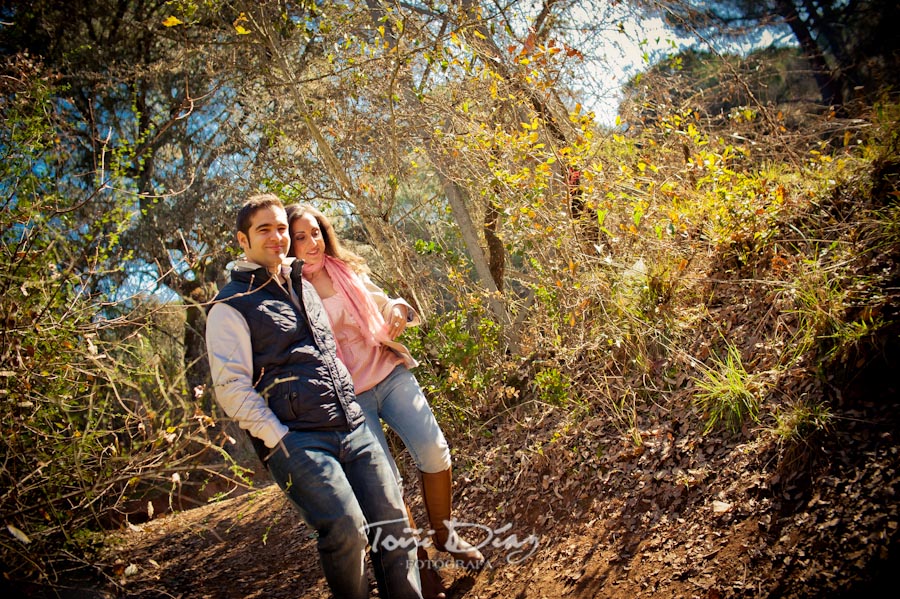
[206,303,289,448]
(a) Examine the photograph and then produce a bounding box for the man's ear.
[237,231,249,251]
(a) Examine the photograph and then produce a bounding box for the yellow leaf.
[7,524,30,544]
[233,12,250,34]
[162,16,183,27]
[474,30,487,40]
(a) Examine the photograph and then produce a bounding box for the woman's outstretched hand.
[387,306,407,339]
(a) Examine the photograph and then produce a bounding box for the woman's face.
[290,212,325,266]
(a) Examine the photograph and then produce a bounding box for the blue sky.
[574,11,786,126]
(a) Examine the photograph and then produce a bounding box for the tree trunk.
[251,6,398,262]
[776,0,844,107]
[184,282,216,403]
[362,0,516,344]
[484,195,505,292]
[422,133,512,332]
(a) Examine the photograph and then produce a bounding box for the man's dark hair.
[236,194,285,237]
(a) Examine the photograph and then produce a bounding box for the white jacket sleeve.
[206,303,289,449]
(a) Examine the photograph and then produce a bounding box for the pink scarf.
[302,255,393,355]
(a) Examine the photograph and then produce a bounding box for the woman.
[286,204,484,582]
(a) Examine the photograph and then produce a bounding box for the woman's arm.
[361,274,421,327]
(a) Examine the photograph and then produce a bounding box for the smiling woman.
[286,202,487,598]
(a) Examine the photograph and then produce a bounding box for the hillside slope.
[12,123,900,599]
[91,366,898,598]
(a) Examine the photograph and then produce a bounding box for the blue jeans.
[355,365,451,484]
[266,422,421,599]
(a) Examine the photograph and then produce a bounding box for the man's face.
[237,205,290,270]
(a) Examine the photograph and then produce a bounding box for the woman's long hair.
[285,203,369,274]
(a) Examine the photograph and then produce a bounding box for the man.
[205,194,422,599]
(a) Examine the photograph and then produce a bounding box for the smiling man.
[204,194,422,599]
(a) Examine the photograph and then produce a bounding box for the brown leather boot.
[419,468,485,569]
[405,503,447,599]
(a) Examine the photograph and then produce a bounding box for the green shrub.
[693,344,763,434]
[0,57,215,584]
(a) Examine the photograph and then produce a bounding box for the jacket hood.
[232,257,298,273]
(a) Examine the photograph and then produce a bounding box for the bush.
[0,55,218,586]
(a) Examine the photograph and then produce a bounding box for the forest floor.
[35,328,900,599]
